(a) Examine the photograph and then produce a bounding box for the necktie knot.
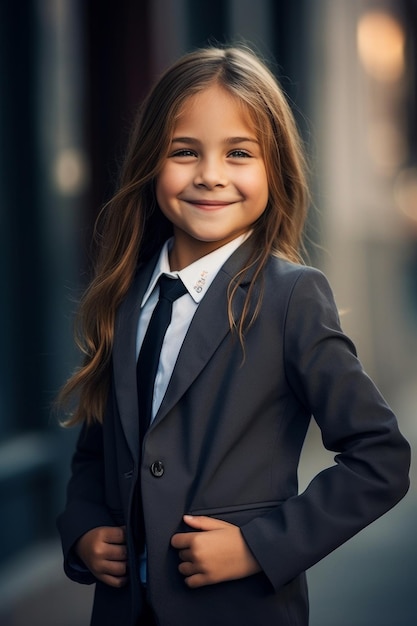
[158,275,187,303]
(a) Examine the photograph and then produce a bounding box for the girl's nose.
[193,157,228,189]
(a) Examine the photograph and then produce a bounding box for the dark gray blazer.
[58,239,410,626]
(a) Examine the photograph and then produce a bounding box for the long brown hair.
[59,46,309,426]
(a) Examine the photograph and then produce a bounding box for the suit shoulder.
[262,257,337,316]
[265,256,328,287]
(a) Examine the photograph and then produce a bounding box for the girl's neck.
[168,244,205,272]
[168,230,250,271]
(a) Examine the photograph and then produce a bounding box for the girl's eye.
[171,149,197,158]
[228,149,251,158]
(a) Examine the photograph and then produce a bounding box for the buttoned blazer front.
[57,238,410,626]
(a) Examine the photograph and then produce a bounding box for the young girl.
[57,47,410,626]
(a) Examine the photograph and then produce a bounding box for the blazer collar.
[154,237,259,426]
[112,252,159,462]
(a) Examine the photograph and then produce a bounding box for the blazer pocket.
[189,500,282,526]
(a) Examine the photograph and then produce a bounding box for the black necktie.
[136,275,187,445]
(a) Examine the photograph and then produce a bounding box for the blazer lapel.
[153,238,257,425]
[113,255,159,463]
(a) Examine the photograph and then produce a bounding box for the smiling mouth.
[184,199,237,209]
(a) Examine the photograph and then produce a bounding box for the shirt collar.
[141,233,250,307]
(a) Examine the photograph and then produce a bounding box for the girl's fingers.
[171,532,190,549]
[103,559,127,577]
[182,515,231,531]
[177,561,214,586]
[178,561,198,577]
[103,543,128,561]
[100,574,128,588]
[103,526,126,544]
[171,515,233,549]
[178,549,192,561]
[92,557,127,581]
[184,573,211,589]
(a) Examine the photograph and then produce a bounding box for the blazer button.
[150,460,164,477]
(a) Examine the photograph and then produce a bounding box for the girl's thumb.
[183,514,229,530]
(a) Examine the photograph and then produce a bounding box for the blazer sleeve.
[56,418,116,584]
[241,267,411,591]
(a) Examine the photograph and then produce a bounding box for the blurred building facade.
[0,0,416,624]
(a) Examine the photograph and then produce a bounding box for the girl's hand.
[75,526,128,587]
[171,515,261,588]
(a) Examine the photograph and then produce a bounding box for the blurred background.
[0,0,416,624]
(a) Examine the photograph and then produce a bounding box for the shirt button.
[150,461,164,477]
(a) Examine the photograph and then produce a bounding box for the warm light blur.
[53,147,89,195]
[357,10,405,82]
[367,118,408,176]
[394,167,417,223]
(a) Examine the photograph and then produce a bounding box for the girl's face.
[156,84,269,269]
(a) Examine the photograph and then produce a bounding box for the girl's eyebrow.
[225,136,259,145]
[171,136,259,145]
[171,137,199,145]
